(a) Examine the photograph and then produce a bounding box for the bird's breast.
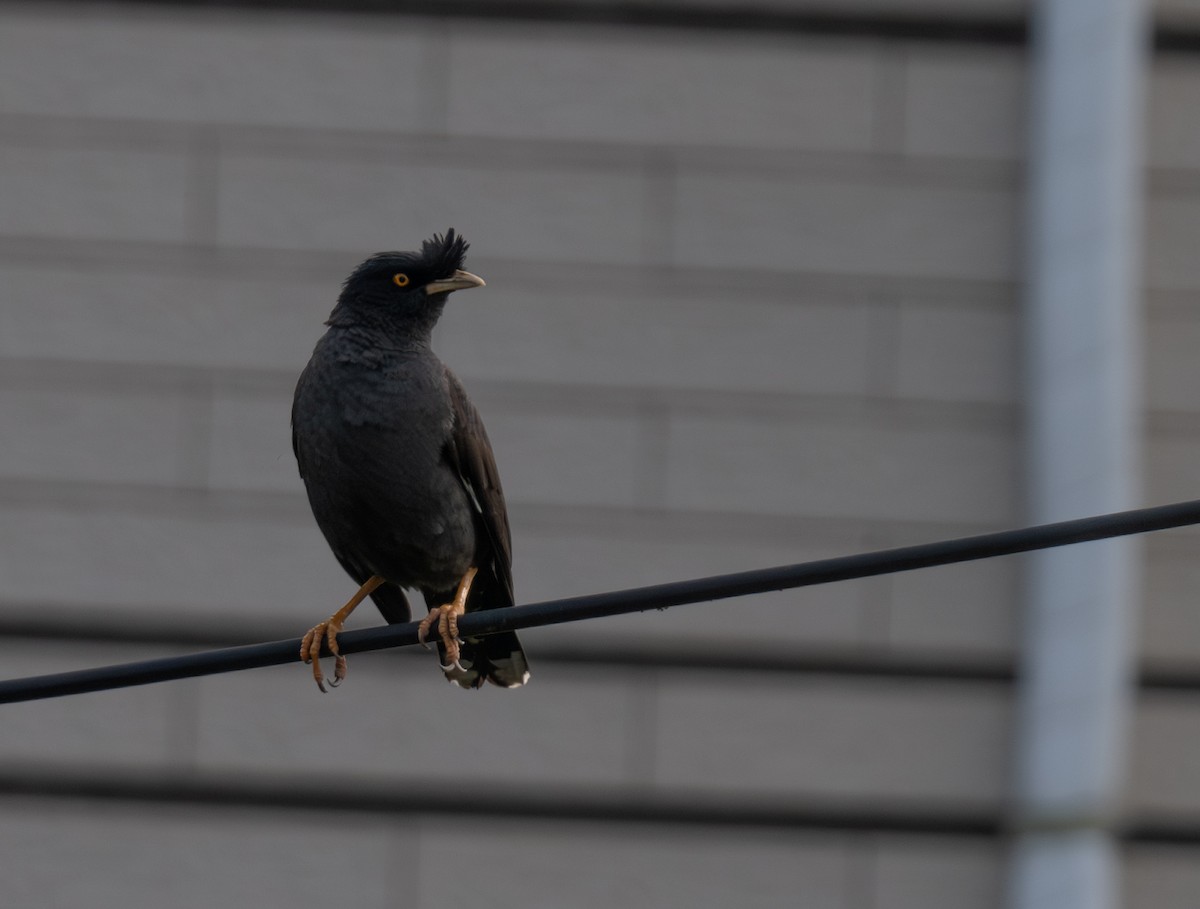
[293,349,475,587]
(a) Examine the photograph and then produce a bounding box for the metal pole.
[1013,1,1148,907]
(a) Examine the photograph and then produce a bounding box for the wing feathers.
[444,368,514,605]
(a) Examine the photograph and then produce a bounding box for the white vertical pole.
[1012,1,1148,908]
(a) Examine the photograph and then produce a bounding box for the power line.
[2,497,1199,705]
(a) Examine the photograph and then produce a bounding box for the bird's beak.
[425,270,486,296]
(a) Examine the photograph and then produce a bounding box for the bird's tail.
[368,581,529,686]
[439,631,530,689]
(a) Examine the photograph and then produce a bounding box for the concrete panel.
[0,799,395,909]
[208,386,306,494]
[655,674,1011,803]
[216,154,651,264]
[893,298,1018,404]
[211,271,336,369]
[0,384,190,487]
[1145,429,1200,506]
[1146,305,1200,413]
[471,395,651,510]
[671,170,1019,282]
[1149,59,1200,171]
[885,556,1018,657]
[1147,191,1200,291]
[1159,0,1200,22]
[872,835,1005,909]
[664,411,1018,525]
[0,6,426,131]
[0,141,191,242]
[418,820,852,909]
[1124,845,1200,909]
[0,263,331,373]
[446,25,875,152]
[1142,537,1200,663]
[902,49,1027,161]
[194,659,637,787]
[0,499,350,623]
[438,281,878,398]
[1129,690,1200,814]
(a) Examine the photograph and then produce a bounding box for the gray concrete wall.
[0,2,1195,907]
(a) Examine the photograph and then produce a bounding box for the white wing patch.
[459,474,485,515]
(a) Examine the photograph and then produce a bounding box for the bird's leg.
[301,575,385,693]
[418,566,478,671]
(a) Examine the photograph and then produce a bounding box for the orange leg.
[300,575,385,692]
[417,567,478,671]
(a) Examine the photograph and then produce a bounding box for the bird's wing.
[291,371,308,480]
[443,367,514,604]
[291,361,321,483]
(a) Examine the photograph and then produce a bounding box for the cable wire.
[2,497,1199,705]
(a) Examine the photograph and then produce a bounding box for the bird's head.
[330,229,485,335]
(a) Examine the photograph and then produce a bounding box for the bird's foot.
[417,602,466,671]
[418,566,478,672]
[299,575,385,693]
[300,617,346,693]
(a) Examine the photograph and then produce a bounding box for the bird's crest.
[420,229,469,280]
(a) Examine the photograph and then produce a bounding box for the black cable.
[2,497,1199,705]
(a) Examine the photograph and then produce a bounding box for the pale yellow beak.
[425,269,486,296]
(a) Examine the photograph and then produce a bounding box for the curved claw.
[301,618,344,693]
[416,622,433,652]
[329,654,348,688]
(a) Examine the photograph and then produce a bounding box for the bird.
[290,229,529,691]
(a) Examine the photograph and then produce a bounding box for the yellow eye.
[392,273,410,287]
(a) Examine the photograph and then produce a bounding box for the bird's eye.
[393,273,410,287]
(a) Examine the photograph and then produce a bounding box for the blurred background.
[0,0,1197,906]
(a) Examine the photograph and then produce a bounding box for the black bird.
[291,230,529,691]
